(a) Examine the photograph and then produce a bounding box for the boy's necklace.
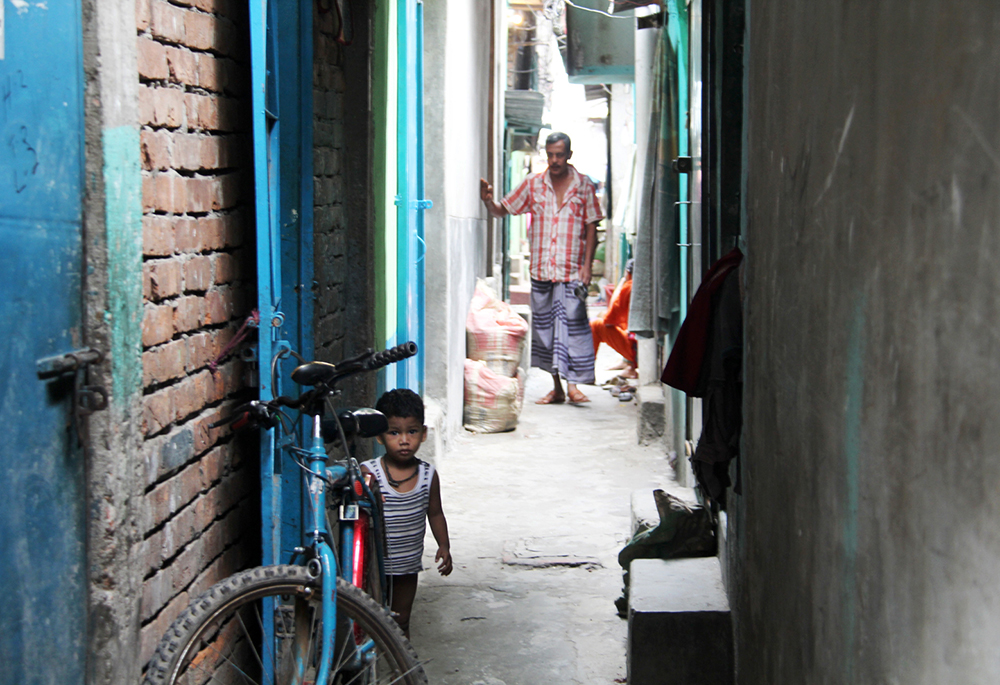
[382,458,418,488]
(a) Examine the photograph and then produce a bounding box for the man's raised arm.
[480,178,508,218]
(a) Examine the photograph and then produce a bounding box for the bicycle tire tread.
[142,564,427,685]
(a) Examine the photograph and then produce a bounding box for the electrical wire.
[563,0,634,19]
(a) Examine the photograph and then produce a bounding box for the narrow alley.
[9,0,1000,682]
[409,350,690,685]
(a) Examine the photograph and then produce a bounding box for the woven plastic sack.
[466,280,528,377]
[463,359,525,433]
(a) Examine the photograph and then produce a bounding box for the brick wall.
[134,0,257,666]
[312,8,348,366]
[312,4,376,418]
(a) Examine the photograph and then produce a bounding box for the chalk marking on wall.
[10,0,28,13]
[842,292,866,682]
[954,105,1000,171]
[814,103,856,206]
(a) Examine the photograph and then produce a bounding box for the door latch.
[36,347,103,379]
[36,347,108,414]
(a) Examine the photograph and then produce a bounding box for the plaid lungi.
[530,279,596,385]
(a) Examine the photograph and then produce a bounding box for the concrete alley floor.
[407,350,689,685]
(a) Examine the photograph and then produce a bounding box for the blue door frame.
[393,0,430,394]
[0,0,88,679]
[249,0,315,568]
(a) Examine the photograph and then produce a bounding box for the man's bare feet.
[536,390,566,404]
[608,359,629,371]
[620,366,638,379]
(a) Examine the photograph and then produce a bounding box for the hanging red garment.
[660,247,743,396]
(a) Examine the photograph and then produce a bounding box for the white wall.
[423,0,500,440]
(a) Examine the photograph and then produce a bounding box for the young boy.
[362,388,452,638]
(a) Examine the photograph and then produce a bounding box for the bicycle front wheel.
[143,565,427,685]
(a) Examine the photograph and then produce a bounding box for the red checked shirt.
[501,165,603,282]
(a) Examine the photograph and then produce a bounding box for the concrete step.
[636,384,665,445]
[628,557,733,685]
[629,487,697,537]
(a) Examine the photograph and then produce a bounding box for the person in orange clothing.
[591,259,637,378]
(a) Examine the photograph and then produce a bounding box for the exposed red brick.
[212,253,235,284]
[173,295,205,334]
[214,16,239,57]
[143,388,173,435]
[192,408,224,454]
[137,36,168,81]
[150,0,185,43]
[185,330,216,370]
[141,531,163,576]
[140,85,185,128]
[198,136,222,170]
[172,370,214,422]
[147,258,182,300]
[215,135,235,168]
[183,255,212,292]
[143,215,175,256]
[143,303,174,347]
[184,10,214,51]
[141,175,156,213]
[186,176,213,213]
[149,172,187,214]
[200,216,227,251]
[204,287,234,325]
[136,0,151,31]
[165,45,197,86]
[143,338,188,386]
[173,217,200,253]
[197,52,222,93]
[222,212,245,247]
[185,92,218,131]
[219,358,244,396]
[172,132,202,171]
[214,172,241,210]
[140,129,170,171]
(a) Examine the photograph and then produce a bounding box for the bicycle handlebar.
[363,341,418,371]
[212,342,418,430]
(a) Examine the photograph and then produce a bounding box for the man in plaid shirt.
[480,132,603,404]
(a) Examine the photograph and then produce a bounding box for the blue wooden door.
[0,0,88,680]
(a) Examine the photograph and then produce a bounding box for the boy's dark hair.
[376,388,425,424]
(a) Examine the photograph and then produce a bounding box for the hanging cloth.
[629,26,681,338]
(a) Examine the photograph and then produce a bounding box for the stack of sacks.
[463,280,528,433]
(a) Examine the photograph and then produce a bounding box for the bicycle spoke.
[145,568,426,685]
[180,615,260,685]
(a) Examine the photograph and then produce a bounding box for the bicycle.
[143,342,428,685]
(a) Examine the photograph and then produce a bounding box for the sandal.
[567,389,590,404]
[535,390,566,405]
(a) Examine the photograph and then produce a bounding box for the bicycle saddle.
[290,361,337,386]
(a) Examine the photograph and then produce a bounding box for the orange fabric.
[591,276,635,363]
[603,277,632,329]
[591,319,635,363]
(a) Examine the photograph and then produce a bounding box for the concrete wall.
[82,0,146,679]
[423,0,496,437]
[730,2,1000,683]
